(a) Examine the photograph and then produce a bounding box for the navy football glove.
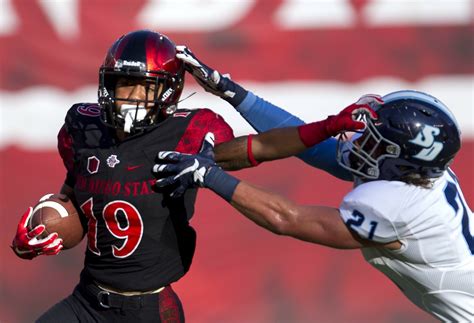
[153,132,241,201]
[153,133,218,197]
[175,46,247,106]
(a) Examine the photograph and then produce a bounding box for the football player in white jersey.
[153,88,473,322]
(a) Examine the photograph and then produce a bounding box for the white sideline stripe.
[0,76,472,150]
[32,201,69,218]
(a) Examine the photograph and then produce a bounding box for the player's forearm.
[215,137,251,170]
[230,181,301,235]
[215,128,307,171]
[228,182,366,249]
[251,127,307,162]
[205,170,300,235]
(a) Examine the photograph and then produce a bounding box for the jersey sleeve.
[192,108,234,145]
[174,109,234,154]
[339,183,400,243]
[57,124,76,187]
[235,91,351,180]
[206,110,234,145]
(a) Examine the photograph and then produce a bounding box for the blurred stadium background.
[0,0,472,322]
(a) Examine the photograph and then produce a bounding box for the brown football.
[28,194,84,249]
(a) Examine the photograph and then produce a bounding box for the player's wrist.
[220,78,248,107]
[297,119,332,147]
[204,166,240,202]
[11,243,36,260]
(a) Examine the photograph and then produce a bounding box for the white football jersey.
[339,169,474,322]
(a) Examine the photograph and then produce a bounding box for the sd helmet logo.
[409,125,443,161]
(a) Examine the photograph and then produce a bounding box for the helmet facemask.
[336,115,401,180]
[99,70,182,135]
[337,90,461,182]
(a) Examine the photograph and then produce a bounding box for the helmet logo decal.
[114,59,146,71]
[409,125,443,161]
[106,155,120,168]
[162,88,174,101]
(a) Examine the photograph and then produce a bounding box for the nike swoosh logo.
[174,159,199,179]
[127,165,143,171]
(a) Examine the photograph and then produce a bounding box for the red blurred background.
[1,1,473,322]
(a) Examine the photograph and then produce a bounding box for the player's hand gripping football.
[11,207,63,260]
[326,94,382,135]
[175,46,237,100]
[153,133,218,198]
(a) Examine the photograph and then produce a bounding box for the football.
[28,194,84,249]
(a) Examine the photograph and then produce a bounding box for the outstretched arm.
[176,46,381,180]
[215,99,378,171]
[153,134,400,250]
[233,93,353,180]
[230,181,366,249]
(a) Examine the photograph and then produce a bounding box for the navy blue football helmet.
[337,90,461,181]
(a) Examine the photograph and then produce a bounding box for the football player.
[153,48,474,321]
[10,30,236,322]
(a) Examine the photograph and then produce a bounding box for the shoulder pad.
[65,103,103,129]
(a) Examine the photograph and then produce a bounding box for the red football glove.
[11,207,63,260]
[298,94,382,147]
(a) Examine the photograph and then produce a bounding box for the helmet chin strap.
[120,104,148,133]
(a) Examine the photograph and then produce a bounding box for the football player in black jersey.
[11,30,234,322]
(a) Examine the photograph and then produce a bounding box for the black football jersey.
[58,103,234,291]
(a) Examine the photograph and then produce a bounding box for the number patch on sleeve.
[346,210,378,240]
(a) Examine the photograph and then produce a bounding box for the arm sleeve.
[235,91,352,181]
[339,185,400,243]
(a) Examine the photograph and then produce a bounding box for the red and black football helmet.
[98,30,185,134]
[337,90,461,181]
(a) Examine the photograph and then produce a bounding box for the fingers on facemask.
[357,94,384,106]
[175,47,201,67]
[352,106,378,120]
[210,70,221,85]
[175,45,186,53]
